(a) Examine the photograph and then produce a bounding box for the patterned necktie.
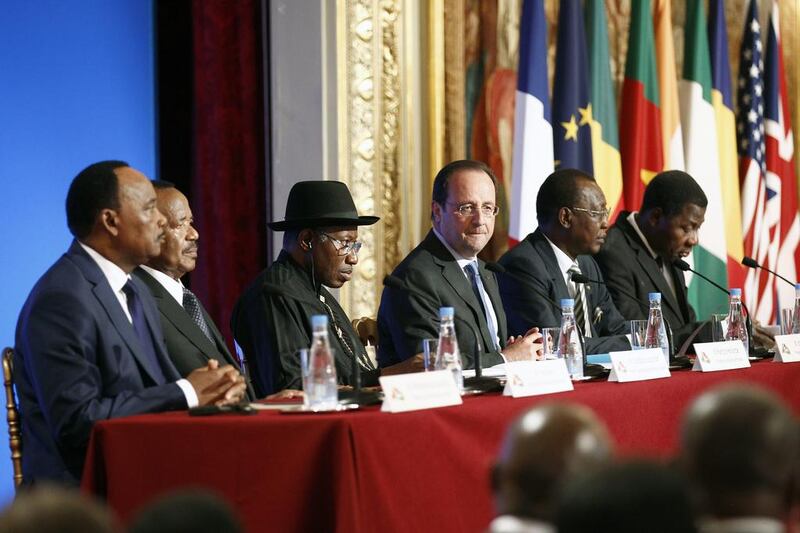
[567,264,591,338]
[182,287,214,343]
[465,261,500,350]
[319,294,375,371]
[122,281,167,384]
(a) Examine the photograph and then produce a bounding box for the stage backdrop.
[0,0,156,506]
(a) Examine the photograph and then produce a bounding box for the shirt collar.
[543,233,579,277]
[140,265,185,306]
[432,227,476,271]
[78,242,130,294]
[627,212,659,260]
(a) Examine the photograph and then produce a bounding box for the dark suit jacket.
[595,212,705,349]
[14,241,186,485]
[497,229,630,354]
[377,230,508,368]
[134,268,254,400]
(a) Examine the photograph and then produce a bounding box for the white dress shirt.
[78,243,198,407]
[140,265,184,307]
[543,234,581,299]
[432,228,501,348]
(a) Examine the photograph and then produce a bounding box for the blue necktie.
[465,261,500,350]
[122,281,167,384]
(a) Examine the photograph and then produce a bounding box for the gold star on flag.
[578,104,593,126]
[561,115,579,141]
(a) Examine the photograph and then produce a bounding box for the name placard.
[772,334,800,363]
[379,370,463,413]
[608,348,671,382]
[502,360,574,398]
[692,341,750,371]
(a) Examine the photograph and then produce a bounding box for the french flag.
[509,0,553,246]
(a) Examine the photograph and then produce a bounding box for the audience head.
[270,180,378,288]
[0,485,116,533]
[679,384,799,520]
[638,170,707,261]
[556,460,697,533]
[491,402,613,522]
[431,159,499,259]
[536,168,609,258]
[147,181,199,280]
[66,160,166,273]
[128,489,242,533]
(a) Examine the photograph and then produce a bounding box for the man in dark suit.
[497,169,630,355]
[595,170,708,350]
[133,181,252,399]
[14,161,246,485]
[377,160,540,368]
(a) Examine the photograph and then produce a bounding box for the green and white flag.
[680,0,729,317]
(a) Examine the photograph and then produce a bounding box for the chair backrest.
[2,347,23,489]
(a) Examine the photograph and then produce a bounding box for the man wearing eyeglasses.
[497,168,631,355]
[231,180,417,397]
[377,159,541,369]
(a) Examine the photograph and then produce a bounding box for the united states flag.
[737,0,776,324]
[765,2,799,314]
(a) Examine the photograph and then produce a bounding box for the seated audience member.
[232,181,419,398]
[595,170,709,350]
[0,485,116,533]
[679,385,800,532]
[489,402,613,532]
[129,489,242,533]
[134,181,253,398]
[14,161,246,485]
[497,168,630,354]
[556,460,697,533]
[378,160,540,369]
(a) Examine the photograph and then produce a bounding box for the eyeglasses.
[448,202,500,218]
[570,206,610,221]
[319,232,363,256]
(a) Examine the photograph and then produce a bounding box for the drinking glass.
[630,320,648,349]
[711,313,729,342]
[422,338,438,371]
[298,348,310,407]
[780,308,794,335]
[540,327,560,359]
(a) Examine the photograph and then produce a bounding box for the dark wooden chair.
[2,347,22,489]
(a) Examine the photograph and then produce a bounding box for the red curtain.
[191,0,267,347]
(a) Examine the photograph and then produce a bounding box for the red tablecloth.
[82,360,800,533]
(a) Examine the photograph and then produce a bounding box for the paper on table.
[462,363,506,378]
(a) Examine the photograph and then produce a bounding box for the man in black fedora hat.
[232,180,416,397]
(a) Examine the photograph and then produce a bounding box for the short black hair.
[536,168,596,225]
[65,160,129,239]
[431,159,497,206]
[151,180,176,190]
[641,170,708,217]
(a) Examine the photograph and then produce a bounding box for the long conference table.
[81,359,800,532]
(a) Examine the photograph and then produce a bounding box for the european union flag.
[552,0,593,173]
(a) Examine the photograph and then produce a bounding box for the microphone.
[383,275,502,392]
[262,281,363,399]
[570,272,684,365]
[485,262,561,312]
[742,256,796,287]
[673,259,764,357]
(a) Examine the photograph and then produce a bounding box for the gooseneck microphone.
[570,272,680,363]
[673,259,759,356]
[383,274,502,392]
[742,256,796,287]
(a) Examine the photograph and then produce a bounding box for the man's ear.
[99,208,120,237]
[431,201,443,224]
[298,229,315,252]
[558,206,572,229]
[645,207,664,228]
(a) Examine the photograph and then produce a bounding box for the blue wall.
[0,0,156,504]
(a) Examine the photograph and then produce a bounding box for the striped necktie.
[567,264,591,338]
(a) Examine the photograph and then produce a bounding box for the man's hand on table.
[186,360,248,406]
[502,327,543,361]
[380,354,425,376]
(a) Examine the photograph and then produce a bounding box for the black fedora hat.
[268,180,380,231]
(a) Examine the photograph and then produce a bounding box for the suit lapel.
[68,243,168,384]
[531,231,572,302]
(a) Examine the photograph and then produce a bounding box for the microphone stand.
[742,256,796,287]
